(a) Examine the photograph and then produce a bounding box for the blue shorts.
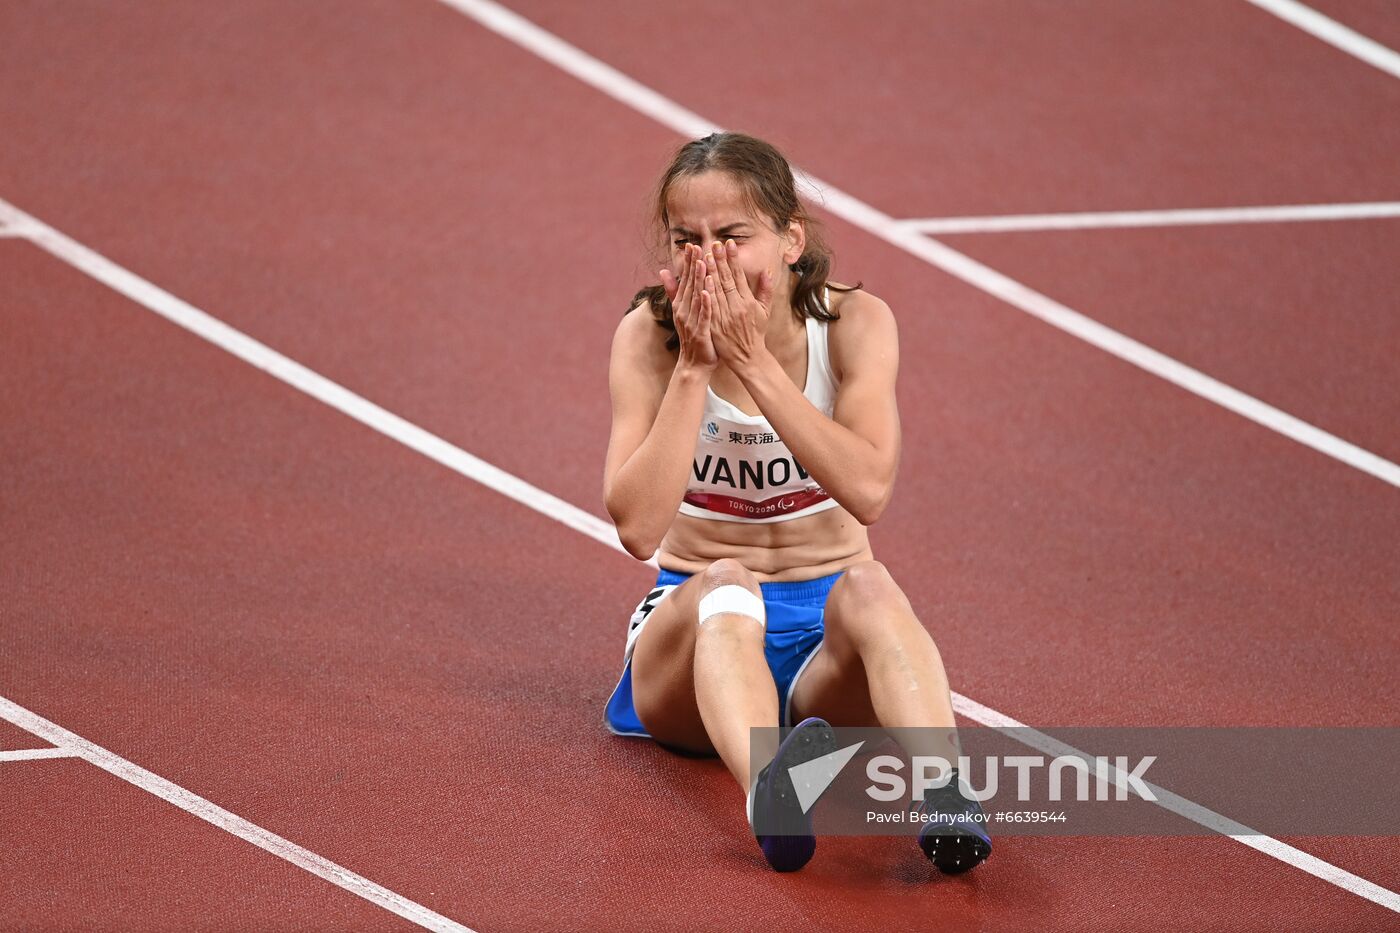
[604,567,846,740]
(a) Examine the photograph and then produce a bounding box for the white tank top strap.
[804,287,838,411]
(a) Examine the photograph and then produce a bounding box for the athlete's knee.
[697,559,765,633]
[701,557,758,589]
[829,561,922,649]
[837,560,899,602]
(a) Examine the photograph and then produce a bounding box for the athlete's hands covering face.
[701,239,776,371]
[660,242,717,373]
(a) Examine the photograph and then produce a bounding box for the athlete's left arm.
[737,293,901,525]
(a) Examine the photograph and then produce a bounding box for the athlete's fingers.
[712,240,739,296]
[754,267,775,308]
[704,253,731,321]
[705,271,729,326]
[705,245,728,295]
[679,244,693,296]
[687,253,705,313]
[724,239,755,301]
[676,246,696,320]
[672,263,687,329]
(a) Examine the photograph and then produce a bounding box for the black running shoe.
[749,716,839,872]
[915,772,992,875]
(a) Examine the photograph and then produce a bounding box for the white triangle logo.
[789,741,865,813]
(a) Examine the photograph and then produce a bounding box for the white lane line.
[1,8,1392,911]
[0,193,646,923]
[1,217,40,237]
[5,182,1396,922]
[0,198,648,568]
[0,746,80,761]
[433,0,1400,491]
[1245,0,1400,81]
[898,202,1400,234]
[435,0,713,139]
[953,695,1400,913]
[435,0,1400,908]
[0,695,476,932]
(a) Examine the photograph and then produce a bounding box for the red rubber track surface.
[1308,0,1400,50]
[2,759,410,931]
[0,719,53,749]
[944,221,1400,462]
[507,0,1400,214]
[1,1,1396,930]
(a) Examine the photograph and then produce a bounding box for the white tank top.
[678,290,840,524]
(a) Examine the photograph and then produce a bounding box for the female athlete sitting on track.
[602,132,990,875]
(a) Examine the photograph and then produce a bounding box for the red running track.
[1,1,1397,930]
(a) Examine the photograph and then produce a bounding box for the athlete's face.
[665,171,805,317]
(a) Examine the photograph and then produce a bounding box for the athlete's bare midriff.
[657,506,874,581]
[652,282,875,582]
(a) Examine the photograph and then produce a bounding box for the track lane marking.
[440,0,1399,910]
[0,198,640,567]
[1,197,1394,913]
[898,201,1400,234]
[954,695,1400,912]
[0,746,80,761]
[0,191,641,931]
[434,0,1400,490]
[0,695,476,932]
[1245,0,1400,80]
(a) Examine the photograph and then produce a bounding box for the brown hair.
[626,132,863,352]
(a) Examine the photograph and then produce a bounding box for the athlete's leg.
[692,560,779,796]
[630,558,777,792]
[787,561,991,873]
[787,560,959,762]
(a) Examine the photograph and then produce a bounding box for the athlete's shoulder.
[614,295,678,376]
[827,283,891,319]
[825,285,895,381]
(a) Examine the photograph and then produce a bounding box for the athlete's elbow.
[606,487,665,560]
[854,481,894,526]
[614,519,659,562]
[621,533,658,562]
[853,504,881,527]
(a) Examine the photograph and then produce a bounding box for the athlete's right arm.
[602,303,709,561]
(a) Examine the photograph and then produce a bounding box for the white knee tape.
[698,584,766,628]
